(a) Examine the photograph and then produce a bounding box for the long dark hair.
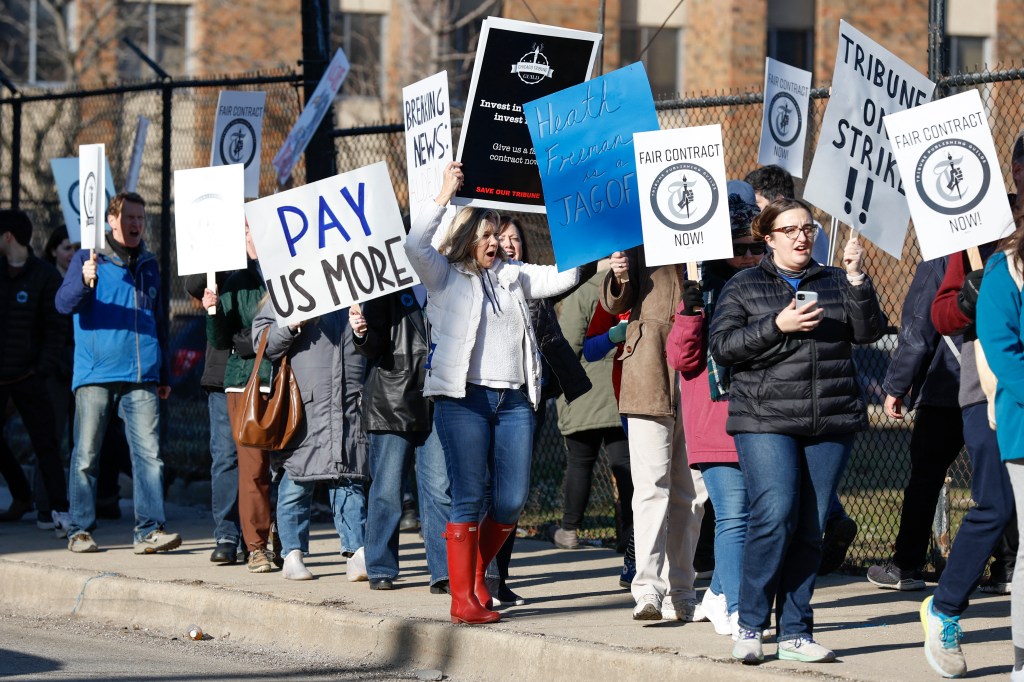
[1000,208,1024,276]
[44,225,71,265]
[499,216,531,263]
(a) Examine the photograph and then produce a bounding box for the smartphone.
[795,290,819,308]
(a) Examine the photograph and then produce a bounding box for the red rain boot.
[475,517,516,610]
[444,522,500,624]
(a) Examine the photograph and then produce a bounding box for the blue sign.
[524,63,659,270]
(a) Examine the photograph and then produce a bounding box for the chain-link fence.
[4,64,1023,572]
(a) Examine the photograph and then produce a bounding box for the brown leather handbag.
[235,327,303,450]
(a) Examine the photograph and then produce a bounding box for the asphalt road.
[0,610,446,681]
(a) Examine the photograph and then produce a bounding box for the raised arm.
[403,162,462,292]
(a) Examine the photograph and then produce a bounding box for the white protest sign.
[885,89,1014,261]
[211,91,266,198]
[51,157,116,243]
[402,71,454,229]
[804,20,935,258]
[758,58,812,178]
[272,49,350,186]
[244,161,419,326]
[173,164,247,276]
[634,125,732,267]
[125,115,149,193]
[78,144,107,250]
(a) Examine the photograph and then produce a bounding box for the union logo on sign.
[768,92,802,147]
[649,163,720,232]
[914,138,991,216]
[219,118,257,168]
[511,43,554,84]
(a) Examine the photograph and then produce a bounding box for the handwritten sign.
[173,164,247,276]
[758,58,812,178]
[402,71,454,229]
[885,89,1014,260]
[244,161,419,326]
[804,20,935,258]
[523,63,658,270]
[454,17,601,212]
[78,144,107,250]
[634,125,732,267]
[212,91,266,198]
[51,157,116,243]
[272,48,349,186]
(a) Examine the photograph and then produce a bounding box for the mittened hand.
[608,320,628,344]
[681,280,703,315]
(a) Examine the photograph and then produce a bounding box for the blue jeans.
[68,383,167,543]
[208,392,240,546]
[933,402,1015,616]
[434,384,534,524]
[699,463,748,615]
[733,432,853,640]
[277,472,366,555]
[365,430,451,584]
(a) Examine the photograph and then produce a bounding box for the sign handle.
[686,261,699,282]
[967,246,983,272]
[829,217,839,266]
[87,250,96,288]
[207,272,217,316]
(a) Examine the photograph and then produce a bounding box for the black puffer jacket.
[354,288,432,433]
[709,257,885,436]
[530,296,592,402]
[0,254,66,381]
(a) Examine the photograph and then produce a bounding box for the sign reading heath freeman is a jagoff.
[243,161,419,326]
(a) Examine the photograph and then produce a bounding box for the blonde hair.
[439,206,505,272]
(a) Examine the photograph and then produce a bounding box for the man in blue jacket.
[56,191,180,554]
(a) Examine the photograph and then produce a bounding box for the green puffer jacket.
[556,269,623,435]
[207,259,271,389]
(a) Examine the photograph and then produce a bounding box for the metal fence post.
[160,77,172,447]
[11,95,22,210]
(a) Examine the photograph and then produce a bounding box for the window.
[0,0,67,84]
[332,12,386,98]
[767,28,813,72]
[947,35,987,74]
[116,2,190,81]
[620,26,680,99]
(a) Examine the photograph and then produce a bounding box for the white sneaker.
[701,589,731,635]
[632,593,662,620]
[52,511,71,539]
[346,546,368,582]
[282,549,313,580]
[663,596,700,621]
[730,611,740,641]
[732,627,764,664]
[133,529,182,554]
[777,636,836,663]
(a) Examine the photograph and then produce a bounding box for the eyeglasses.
[771,224,817,240]
[732,242,767,257]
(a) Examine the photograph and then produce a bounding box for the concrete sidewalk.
[0,498,1013,681]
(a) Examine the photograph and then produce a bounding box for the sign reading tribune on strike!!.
[244,162,419,326]
[803,21,935,259]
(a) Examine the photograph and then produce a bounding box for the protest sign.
[173,164,247,278]
[272,48,350,186]
[454,17,601,212]
[402,71,454,227]
[803,20,935,258]
[125,116,149,193]
[78,144,107,251]
[523,62,658,270]
[884,89,1014,260]
[634,125,732,267]
[758,57,812,178]
[211,91,266,198]
[51,156,116,243]
[244,161,418,326]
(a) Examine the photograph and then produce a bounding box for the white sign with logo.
[803,20,935,259]
[884,89,1014,261]
[51,156,116,243]
[78,144,107,250]
[403,71,454,229]
[244,161,419,326]
[758,57,813,178]
[173,164,248,276]
[272,48,350,186]
[633,125,733,267]
[211,91,266,198]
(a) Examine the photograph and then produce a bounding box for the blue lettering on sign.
[276,182,374,257]
[319,195,351,247]
[340,183,372,237]
[278,205,308,257]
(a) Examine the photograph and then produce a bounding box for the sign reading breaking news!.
[78,144,107,251]
[758,57,813,178]
[884,89,1014,261]
[524,63,658,270]
[51,156,116,243]
[454,17,602,212]
[211,91,266,198]
[803,20,935,259]
[403,71,454,227]
[173,164,247,276]
[272,48,350,186]
[634,125,732,267]
[244,162,419,326]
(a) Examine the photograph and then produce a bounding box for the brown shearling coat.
[600,246,685,418]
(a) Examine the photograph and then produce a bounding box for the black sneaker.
[867,562,925,591]
[819,516,857,575]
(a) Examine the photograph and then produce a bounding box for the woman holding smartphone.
[709,197,884,664]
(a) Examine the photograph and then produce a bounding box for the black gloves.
[681,280,703,315]
[957,269,984,321]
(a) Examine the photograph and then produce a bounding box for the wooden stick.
[206,272,217,316]
[87,250,96,288]
[967,246,983,271]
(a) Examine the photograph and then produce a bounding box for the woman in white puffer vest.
[404,161,579,625]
